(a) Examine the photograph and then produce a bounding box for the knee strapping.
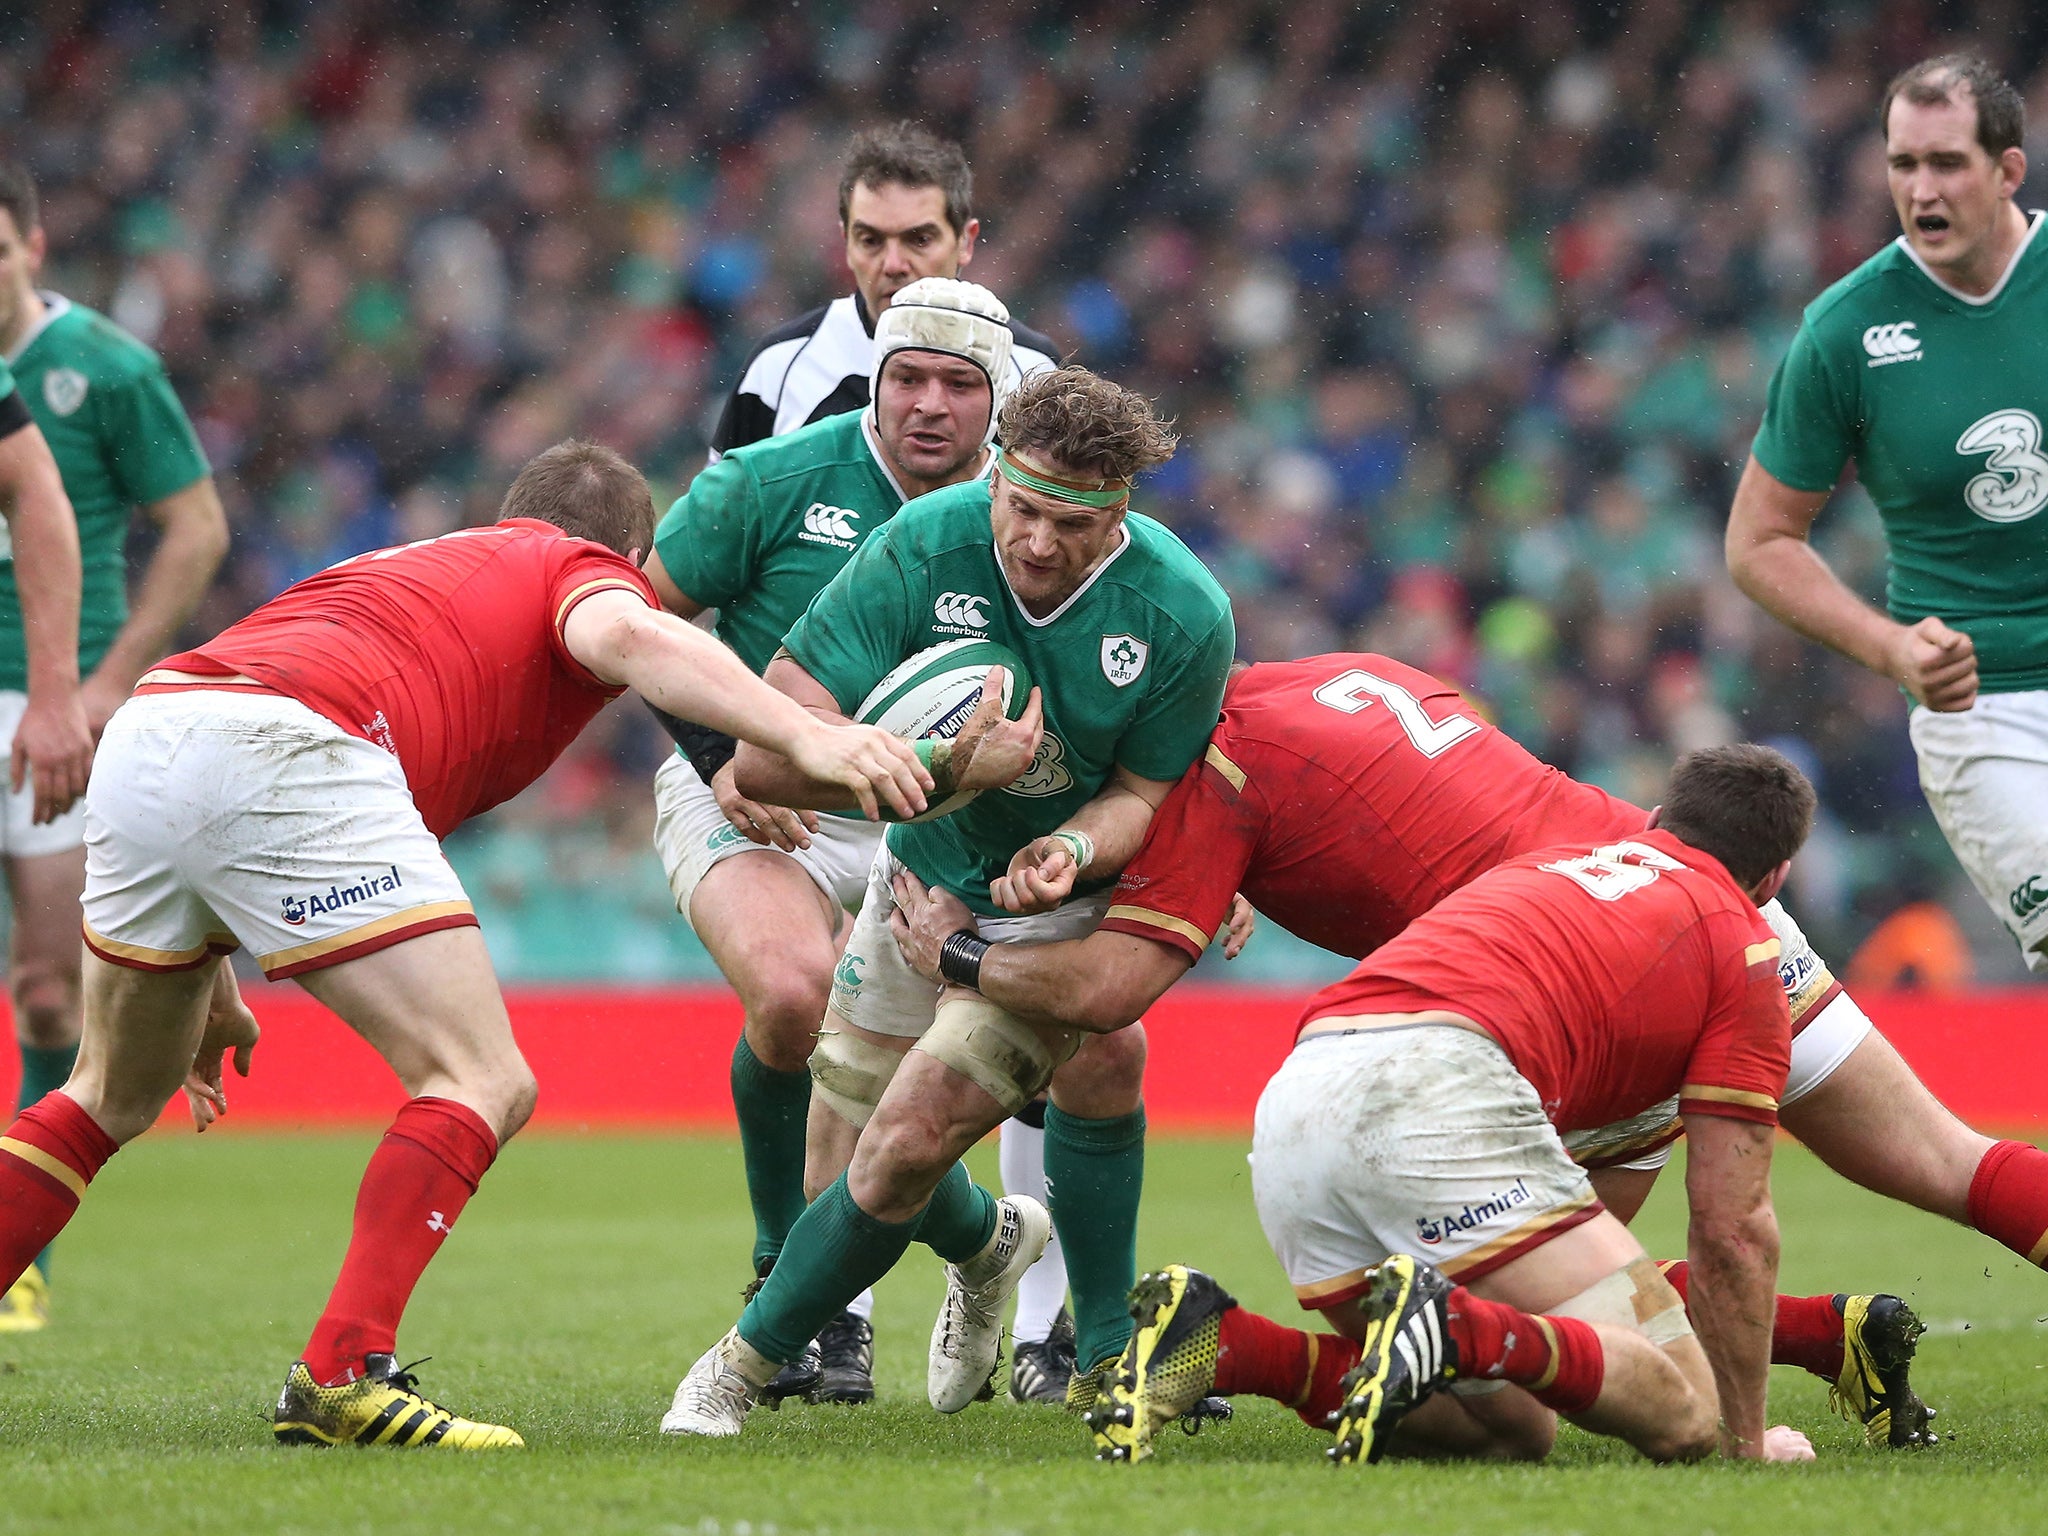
[1550,1257,1693,1347]
[808,1027,905,1129]
[914,998,1079,1118]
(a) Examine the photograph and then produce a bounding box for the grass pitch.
[1,1128,2043,1535]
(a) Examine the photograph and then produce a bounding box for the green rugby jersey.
[2,294,208,690]
[1753,212,2048,692]
[654,407,969,676]
[785,480,1236,915]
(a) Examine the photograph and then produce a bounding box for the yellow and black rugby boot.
[1831,1293,1936,1447]
[1090,1265,1234,1463]
[1328,1255,1457,1466]
[273,1355,525,1449]
[1064,1358,1109,1416]
[0,1267,50,1333]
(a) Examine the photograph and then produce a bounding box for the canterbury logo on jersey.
[1862,321,1922,366]
[799,502,862,549]
[933,591,990,632]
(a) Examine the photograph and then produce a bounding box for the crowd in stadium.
[7,0,2047,969]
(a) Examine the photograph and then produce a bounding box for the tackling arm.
[561,589,931,822]
[82,476,229,732]
[0,415,92,822]
[1679,1111,1781,1459]
[989,764,1176,915]
[1725,455,1976,710]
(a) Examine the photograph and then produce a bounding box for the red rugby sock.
[1445,1286,1605,1414]
[1213,1306,1362,1427]
[0,1093,118,1289]
[1967,1140,2048,1269]
[1664,1259,1849,1380]
[301,1097,498,1386]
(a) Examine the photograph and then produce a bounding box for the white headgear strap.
[870,277,1016,447]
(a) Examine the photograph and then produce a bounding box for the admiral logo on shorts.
[1862,321,1922,367]
[279,865,406,927]
[799,502,862,550]
[2009,875,2048,923]
[1414,1177,1534,1247]
[933,591,990,635]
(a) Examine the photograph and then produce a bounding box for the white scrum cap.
[870,277,1016,445]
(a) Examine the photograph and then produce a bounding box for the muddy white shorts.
[1252,1024,1601,1308]
[829,844,1111,1040]
[649,752,881,933]
[0,689,87,859]
[81,690,476,979]
[1911,691,2048,970]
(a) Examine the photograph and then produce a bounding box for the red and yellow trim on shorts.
[258,901,478,980]
[83,922,239,973]
[1290,1192,1605,1310]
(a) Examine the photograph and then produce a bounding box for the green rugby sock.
[738,1173,914,1364]
[914,1159,998,1263]
[1044,1103,1146,1369]
[18,1042,78,1277]
[729,1035,812,1275]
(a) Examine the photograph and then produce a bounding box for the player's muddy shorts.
[1252,1023,1600,1308]
[81,690,476,980]
[1564,896,1870,1174]
[650,752,881,933]
[1911,692,2048,971]
[0,690,87,858]
[830,844,1110,1042]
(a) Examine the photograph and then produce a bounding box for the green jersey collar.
[4,290,69,366]
[1893,208,2044,308]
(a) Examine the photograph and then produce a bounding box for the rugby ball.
[856,637,1034,822]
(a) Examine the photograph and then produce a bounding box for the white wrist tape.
[1049,829,1095,873]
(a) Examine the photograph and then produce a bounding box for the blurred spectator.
[4,0,2039,976]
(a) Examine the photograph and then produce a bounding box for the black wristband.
[647,702,738,779]
[938,929,992,990]
[0,388,28,439]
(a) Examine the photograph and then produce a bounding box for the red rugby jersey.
[1301,830,1791,1131]
[146,520,654,838]
[1101,654,1643,961]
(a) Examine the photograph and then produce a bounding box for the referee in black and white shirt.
[707,121,1060,460]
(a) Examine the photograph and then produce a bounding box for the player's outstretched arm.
[83,477,229,734]
[1726,455,1976,711]
[888,867,1192,1031]
[0,416,92,823]
[562,589,932,822]
[1680,1111,1784,1459]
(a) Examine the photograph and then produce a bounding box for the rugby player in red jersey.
[889,652,2032,1439]
[0,441,940,1451]
[1086,746,1820,1466]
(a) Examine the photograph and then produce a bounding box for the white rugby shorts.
[1252,1024,1601,1307]
[830,844,1110,1040]
[650,752,881,933]
[1910,690,2048,970]
[81,690,475,979]
[0,689,88,859]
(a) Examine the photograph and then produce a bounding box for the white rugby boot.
[661,1327,780,1437]
[928,1195,1053,1413]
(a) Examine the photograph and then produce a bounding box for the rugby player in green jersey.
[1727,58,2048,1284]
[644,277,1030,1401]
[662,367,1235,1436]
[0,164,226,1332]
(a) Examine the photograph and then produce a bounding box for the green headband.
[996,449,1131,509]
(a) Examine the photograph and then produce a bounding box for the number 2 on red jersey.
[1310,667,1482,758]
[1540,841,1684,901]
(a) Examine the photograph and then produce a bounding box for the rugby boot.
[762,1339,823,1410]
[1090,1265,1233,1463]
[273,1354,524,1449]
[928,1194,1051,1412]
[1831,1293,1937,1447]
[813,1310,876,1404]
[0,1267,49,1333]
[1010,1306,1077,1405]
[662,1327,779,1437]
[1328,1255,1458,1466]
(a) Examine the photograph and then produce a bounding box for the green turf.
[2,1129,2043,1535]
